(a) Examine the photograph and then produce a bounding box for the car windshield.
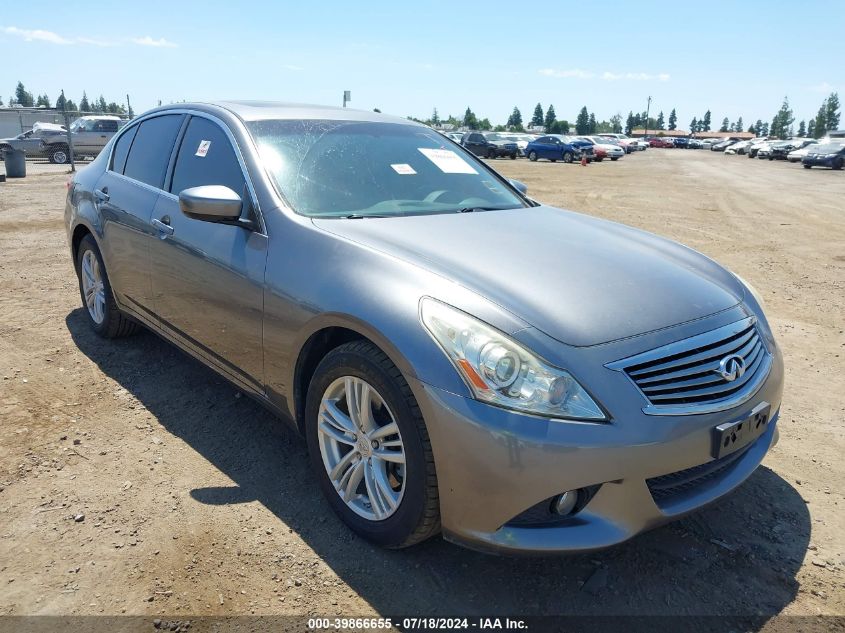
[248,119,527,218]
[484,133,504,141]
[814,144,841,153]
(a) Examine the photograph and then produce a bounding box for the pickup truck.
[40,115,125,164]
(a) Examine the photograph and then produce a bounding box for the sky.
[2,0,843,129]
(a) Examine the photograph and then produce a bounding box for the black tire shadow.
[67,309,810,626]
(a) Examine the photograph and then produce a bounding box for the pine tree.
[754,119,764,137]
[814,99,827,138]
[735,116,743,133]
[0,96,3,106]
[431,108,440,125]
[56,93,66,111]
[609,114,622,134]
[463,107,478,129]
[689,117,698,133]
[656,111,665,130]
[588,112,597,133]
[807,119,815,138]
[575,107,590,135]
[666,108,676,131]
[747,125,755,134]
[15,81,35,107]
[702,110,712,131]
[507,106,522,130]
[770,97,794,139]
[625,111,635,135]
[80,92,91,112]
[719,117,729,132]
[760,122,769,136]
[65,99,77,112]
[797,120,806,137]
[825,92,840,132]
[544,104,557,132]
[531,103,544,128]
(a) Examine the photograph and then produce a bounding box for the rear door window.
[169,116,246,197]
[110,125,138,174]
[123,114,184,189]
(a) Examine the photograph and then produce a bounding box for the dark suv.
[461,132,518,159]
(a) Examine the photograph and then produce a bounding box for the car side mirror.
[179,185,243,223]
[509,179,528,195]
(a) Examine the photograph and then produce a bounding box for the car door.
[535,136,551,159]
[94,114,185,315]
[72,119,97,154]
[149,114,267,391]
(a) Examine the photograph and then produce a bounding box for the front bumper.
[409,319,784,555]
[803,157,836,167]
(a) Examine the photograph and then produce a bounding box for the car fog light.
[552,490,578,516]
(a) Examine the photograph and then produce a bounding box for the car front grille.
[607,316,771,415]
[646,441,754,506]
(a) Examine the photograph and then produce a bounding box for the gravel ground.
[0,151,842,627]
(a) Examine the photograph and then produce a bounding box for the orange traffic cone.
[581,154,588,166]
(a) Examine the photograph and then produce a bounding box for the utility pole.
[126,93,133,118]
[61,89,76,172]
[644,96,652,138]
[343,90,351,108]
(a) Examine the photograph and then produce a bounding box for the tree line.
[2,81,133,117]
[415,93,840,141]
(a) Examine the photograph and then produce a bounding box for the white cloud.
[540,68,670,82]
[1,26,73,44]
[130,36,178,48]
[1,26,177,48]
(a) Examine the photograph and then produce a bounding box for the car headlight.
[420,298,606,420]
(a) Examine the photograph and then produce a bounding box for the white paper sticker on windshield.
[418,148,477,174]
[391,163,417,175]
[196,140,211,157]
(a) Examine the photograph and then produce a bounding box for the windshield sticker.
[418,148,477,174]
[391,163,417,175]
[195,140,211,157]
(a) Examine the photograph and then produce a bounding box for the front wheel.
[509,153,517,160]
[803,164,812,169]
[305,341,440,548]
[48,145,70,164]
[528,151,538,162]
[562,151,573,163]
[487,148,496,159]
[611,157,619,161]
[833,158,843,170]
[75,235,139,338]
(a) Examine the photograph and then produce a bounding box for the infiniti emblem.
[716,354,746,382]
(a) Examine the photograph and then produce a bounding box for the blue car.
[525,134,594,163]
[801,143,845,170]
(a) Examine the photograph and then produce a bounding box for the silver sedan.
[65,102,784,553]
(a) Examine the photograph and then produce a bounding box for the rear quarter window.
[110,125,138,174]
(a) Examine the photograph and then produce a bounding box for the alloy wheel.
[317,376,406,521]
[81,250,106,324]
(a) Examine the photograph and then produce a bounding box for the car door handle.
[151,217,175,237]
[94,188,109,203]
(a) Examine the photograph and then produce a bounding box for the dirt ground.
[0,151,843,627]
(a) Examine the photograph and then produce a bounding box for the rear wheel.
[305,341,440,548]
[75,235,139,338]
[509,152,517,160]
[487,148,496,159]
[803,164,812,169]
[611,157,619,161]
[528,151,538,162]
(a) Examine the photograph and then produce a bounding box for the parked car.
[628,139,649,151]
[461,131,518,159]
[700,139,716,150]
[747,140,772,158]
[710,138,742,152]
[688,138,704,149]
[673,137,690,149]
[770,139,815,160]
[582,136,625,160]
[802,143,845,169]
[648,137,673,148]
[65,101,783,554]
[597,133,636,153]
[524,134,593,163]
[724,140,754,155]
[787,142,819,162]
[500,133,536,156]
[0,122,66,159]
[40,115,125,164]
[444,132,464,144]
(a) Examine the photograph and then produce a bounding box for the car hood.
[313,205,745,347]
[488,140,517,147]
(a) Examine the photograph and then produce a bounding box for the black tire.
[487,148,496,159]
[75,235,140,338]
[562,151,573,164]
[833,158,843,171]
[803,164,812,169]
[509,153,517,160]
[304,340,440,548]
[611,157,619,161]
[48,144,70,165]
[550,158,557,163]
[528,151,538,162]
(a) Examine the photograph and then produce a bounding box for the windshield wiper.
[454,206,507,213]
[339,213,391,219]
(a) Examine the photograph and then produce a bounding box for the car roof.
[149,100,418,127]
